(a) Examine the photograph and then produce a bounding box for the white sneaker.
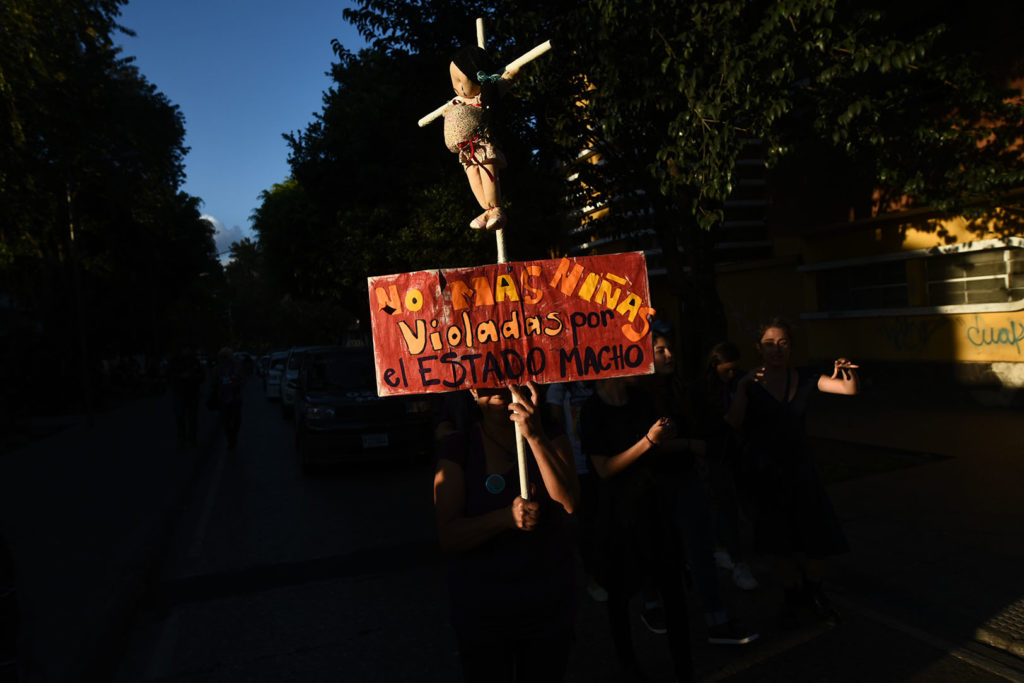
[713,549,735,570]
[732,563,759,590]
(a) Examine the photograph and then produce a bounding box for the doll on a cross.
[443,46,518,231]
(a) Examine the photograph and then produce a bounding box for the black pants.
[576,472,604,585]
[603,493,693,683]
[219,402,242,450]
[456,628,573,683]
[173,390,199,444]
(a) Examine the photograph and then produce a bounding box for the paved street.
[2,381,1023,681]
[113,381,454,682]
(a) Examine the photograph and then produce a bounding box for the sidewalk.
[564,390,1024,681]
[0,392,210,682]
[810,391,1024,664]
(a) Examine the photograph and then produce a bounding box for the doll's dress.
[443,96,507,175]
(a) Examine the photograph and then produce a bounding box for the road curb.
[976,596,1024,660]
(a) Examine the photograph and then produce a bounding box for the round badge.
[485,473,506,494]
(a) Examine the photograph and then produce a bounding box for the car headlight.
[405,399,431,414]
[305,406,336,420]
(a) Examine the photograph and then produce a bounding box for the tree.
[319,0,1024,372]
[500,0,1024,369]
[255,24,566,330]
[1,0,219,409]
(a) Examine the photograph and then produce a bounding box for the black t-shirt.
[579,388,684,580]
[437,425,575,639]
[580,388,686,529]
[580,389,658,514]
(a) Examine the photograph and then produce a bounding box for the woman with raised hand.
[581,374,695,682]
[726,317,860,627]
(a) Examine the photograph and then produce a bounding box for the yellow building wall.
[716,260,811,367]
[805,313,1024,364]
[716,204,1024,377]
[804,208,1024,264]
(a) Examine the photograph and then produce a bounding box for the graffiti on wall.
[964,315,1024,355]
[877,316,948,353]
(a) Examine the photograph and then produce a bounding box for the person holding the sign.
[725,317,859,627]
[434,382,578,682]
[580,375,693,682]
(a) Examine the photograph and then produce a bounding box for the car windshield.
[305,352,375,392]
[287,352,307,370]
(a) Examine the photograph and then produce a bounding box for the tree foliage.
[254,0,1024,366]
[494,0,1024,361]
[250,11,567,329]
[1,0,218,407]
[498,0,1024,221]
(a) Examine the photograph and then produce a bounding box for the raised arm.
[588,416,675,479]
[509,383,579,514]
[817,358,860,396]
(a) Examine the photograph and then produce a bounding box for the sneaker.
[809,588,841,625]
[713,549,735,570]
[732,563,759,590]
[586,580,609,603]
[640,604,667,634]
[707,620,759,645]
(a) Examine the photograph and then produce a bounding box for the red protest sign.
[367,252,655,396]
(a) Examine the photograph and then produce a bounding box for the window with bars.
[818,260,909,311]
[925,248,1024,306]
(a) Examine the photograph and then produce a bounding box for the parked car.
[280,346,318,417]
[263,351,288,399]
[293,346,433,471]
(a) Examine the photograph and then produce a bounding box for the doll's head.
[450,46,500,104]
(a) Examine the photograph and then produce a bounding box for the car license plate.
[362,434,388,448]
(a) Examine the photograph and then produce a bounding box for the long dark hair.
[704,341,740,379]
[451,46,503,130]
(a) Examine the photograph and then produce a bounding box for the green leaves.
[1,0,218,368]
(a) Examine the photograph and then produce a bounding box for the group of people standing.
[168,346,247,452]
[433,317,860,682]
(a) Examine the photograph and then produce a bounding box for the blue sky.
[117,0,367,256]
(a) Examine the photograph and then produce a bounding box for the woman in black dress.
[726,318,859,624]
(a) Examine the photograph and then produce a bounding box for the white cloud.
[202,214,246,259]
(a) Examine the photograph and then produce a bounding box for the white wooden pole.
[503,40,552,73]
[416,40,553,128]
[476,18,526,501]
